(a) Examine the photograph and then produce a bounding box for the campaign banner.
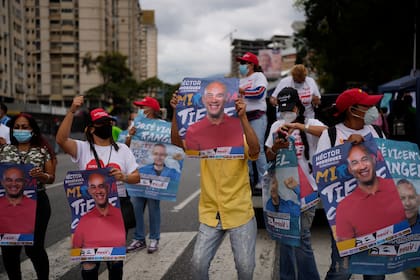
[350,139,420,274]
[64,169,126,261]
[175,77,244,159]
[258,49,282,80]
[312,135,410,257]
[298,164,320,211]
[262,143,301,246]
[125,111,184,201]
[0,164,36,245]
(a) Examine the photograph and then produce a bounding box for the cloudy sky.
[140,0,305,84]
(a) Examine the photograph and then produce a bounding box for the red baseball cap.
[236,52,259,66]
[335,88,383,114]
[90,108,113,123]
[133,97,161,112]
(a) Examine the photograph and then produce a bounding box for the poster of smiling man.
[174,77,244,159]
[0,164,36,245]
[64,169,125,261]
[125,111,184,201]
[312,135,410,257]
[349,139,420,274]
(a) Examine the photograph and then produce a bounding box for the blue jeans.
[326,230,385,280]
[130,197,160,240]
[192,217,257,280]
[279,207,319,280]
[248,114,267,185]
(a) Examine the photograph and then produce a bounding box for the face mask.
[239,64,249,76]
[93,125,112,139]
[137,109,145,117]
[13,129,33,143]
[280,112,297,123]
[364,106,379,125]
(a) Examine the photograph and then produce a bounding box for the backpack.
[327,124,384,147]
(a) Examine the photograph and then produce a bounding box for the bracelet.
[304,123,310,132]
[126,134,131,138]
[45,173,51,182]
[268,147,277,155]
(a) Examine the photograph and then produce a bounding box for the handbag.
[90,143,136,230]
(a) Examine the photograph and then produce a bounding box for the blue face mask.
[239,64,249,76]
[13,129,33,143]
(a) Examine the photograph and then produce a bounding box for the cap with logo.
[335,88,383,114]
[133,97,161,112]
[236,52,259,66]
[90,108,113,123]
[277,87,300,112]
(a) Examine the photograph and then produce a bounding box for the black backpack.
[327,124,384,147]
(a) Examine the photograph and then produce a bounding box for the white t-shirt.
[72,140,139,197]
[239,72,268,112]
[0,124,10,144]
[272,76,321,118]
[265,118,325,190]
[316,123,383,153]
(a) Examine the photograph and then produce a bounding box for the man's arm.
[170,92,186,150]
[56,96,83,158]
[236,98,259,158]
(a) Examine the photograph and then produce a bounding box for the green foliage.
[294,0,419,92]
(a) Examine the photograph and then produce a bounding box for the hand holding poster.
[64,169,125,261]
[350,139,420,274]
[312,135,410,257]
[126,111,184,201]
[0,164,36,245]
[262,143,301,246]
[175,77,244,158]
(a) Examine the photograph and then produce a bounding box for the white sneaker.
[147,239,159,254]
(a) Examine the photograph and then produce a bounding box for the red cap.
[236,52,259,66]
[335,88,383,114]
[90,108,113,123]
[133,97,161,112]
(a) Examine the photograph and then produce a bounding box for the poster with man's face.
[312,134,410,257]
[0,164,36,245]
[175,77,244,158]
[64,168,125,261]
[349,139,420,275]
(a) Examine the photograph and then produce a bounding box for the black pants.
[81,261,123,280]
[1,191,51,280]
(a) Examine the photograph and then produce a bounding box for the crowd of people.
[0,53,418,280]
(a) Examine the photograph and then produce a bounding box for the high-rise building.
[0,0,154,107]
[139,10,157,81]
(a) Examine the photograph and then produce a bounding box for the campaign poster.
[258,49,282,80]
[298,164,320,211]
[0,164,36,245]
[312,135,410,257]
[64,169,126,261]
[175,77,244,159]
[350,139,420,274]
[262,143,301,246]
[126,111,184,201]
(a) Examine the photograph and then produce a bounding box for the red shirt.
[335,178,406,240]
[185,114,244,151]
[72,204,125,248]
[0,196,36,234]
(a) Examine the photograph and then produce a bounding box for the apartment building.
[0,0,156,108]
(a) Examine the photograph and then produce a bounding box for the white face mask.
[280,112,297,123]
[363,106,379,125]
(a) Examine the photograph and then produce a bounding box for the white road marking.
[171,189,201,212]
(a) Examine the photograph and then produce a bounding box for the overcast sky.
[140,0,305,84]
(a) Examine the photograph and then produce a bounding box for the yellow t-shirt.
[198,137,257,229]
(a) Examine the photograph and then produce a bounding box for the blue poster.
[312,134,410,257]
[262,143,301,246]
[126,112,184,201]
[175,77,244,159]
[350,139,420,274]
[0,164,36,245]
[64,168,125,261]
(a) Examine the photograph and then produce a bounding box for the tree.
[85,52,140,114]
[294,0,419,92]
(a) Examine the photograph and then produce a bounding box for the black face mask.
[93,125,112,139]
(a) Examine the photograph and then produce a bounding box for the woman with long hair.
[56,95,140,280]
[0,112,56,280]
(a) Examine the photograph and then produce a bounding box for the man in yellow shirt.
[171,90,260,280]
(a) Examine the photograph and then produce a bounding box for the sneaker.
[127,239,146,253]
[147,239,159,254]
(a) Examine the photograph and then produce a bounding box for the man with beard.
[335,143,405,241]
[72,172,125,249]
[184,81,243,151]
[0,166,36,234]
